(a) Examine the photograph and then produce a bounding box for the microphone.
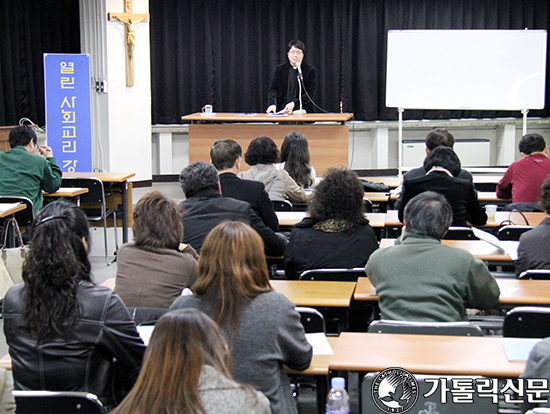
[296,61,303,79]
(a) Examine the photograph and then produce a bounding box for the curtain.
[0,0,81,126]
[150,0,550,123]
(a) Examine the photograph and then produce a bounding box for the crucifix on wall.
[108,0,149,87]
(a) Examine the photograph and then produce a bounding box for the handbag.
[1,218,27,285]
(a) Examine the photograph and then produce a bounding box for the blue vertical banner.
[44,54,92,172]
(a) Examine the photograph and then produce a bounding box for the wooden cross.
[108,0,149,86]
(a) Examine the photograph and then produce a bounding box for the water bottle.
[326,377,350,414]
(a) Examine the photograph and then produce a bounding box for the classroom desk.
[276,211,387,228]
[63,172,135,243]
[359,176,402,188]
[270,280,356,308]
[379,238,512,261]
[0,203,26,218]
[101,277,357,308]
[44,187,89,206]
[329,332,525,378]
[355,277,550,306]
[477,191,511,203]
[384,210,545,229]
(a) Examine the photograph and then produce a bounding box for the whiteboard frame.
[386,29,547,111]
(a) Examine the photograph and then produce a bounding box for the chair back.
[0,196,34,227]
[503,306,550,338]
[497,225,534,241]
[13,391,105,414]
[362,373,497,414]
[61,177,106,205]
[296,307,326,333]
[363,197,374,212]
[272,199,293,211]
[299,268,365,282]
[368,320,483,336]
[443,226,478,240]
[518,269,550,280]
[352,168,399,177]
[127,306,169,326]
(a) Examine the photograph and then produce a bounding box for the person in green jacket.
[366,191,500,322]
[0,126,62,213]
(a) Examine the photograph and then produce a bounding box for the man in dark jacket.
[210,139,279,231]
[266,40,317,114]
[394,128,472,210]
[179,161,286,256]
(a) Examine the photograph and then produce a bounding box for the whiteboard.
[386,30,547,110]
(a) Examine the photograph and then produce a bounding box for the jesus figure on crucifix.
[113,15,146,60]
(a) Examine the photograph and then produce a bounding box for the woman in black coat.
[284,168,379,279]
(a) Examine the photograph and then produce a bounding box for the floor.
[0,182,347,413]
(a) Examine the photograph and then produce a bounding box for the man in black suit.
[179,161,286,256]
[398,147,487,227]
[211,139,279,231]
[394,128,473,210]
[266,40,317,114]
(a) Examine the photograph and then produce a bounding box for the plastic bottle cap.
[331,377,346,388]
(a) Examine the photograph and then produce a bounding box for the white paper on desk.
[0,202,21,212]
[137,325,155,346]
[502,338,541,361]
[306,333,333,355]
[471,227,519,261]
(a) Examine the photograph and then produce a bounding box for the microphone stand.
[293,72,307,115]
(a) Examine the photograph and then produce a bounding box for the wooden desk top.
[63,172,136,183]
[102,278,356,307]
[384,210,546,229]
[43,187,89,197]
[181,112,353,123]
[0,203,26,219]
[287,336,338,375]
[0,330,338,375]
[355,277,550,305]
[379,238,511,261]
[270,280,356,307]
[276,211,387,228]
[359,176,402,188]
[472,175,504,184]
[364,192,390,203]
[329,332,525,377]
[477,191,510,202]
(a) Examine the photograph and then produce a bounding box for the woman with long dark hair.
[112,309,270,414]
[239,136,307,203]
[284,168,379,279]
[171,221,312,414]
[3,200,145,409]
[279,131,316,189]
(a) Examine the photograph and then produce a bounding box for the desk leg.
[121,181,129,243]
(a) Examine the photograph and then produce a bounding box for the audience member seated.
[398,146,487,226]
[284,168,378,279]
[239,136,306,203]
[497,133,550,208]
[277,132,316,190]
[394,128,472,210]
[366,191,500,322]
[171,221,312,414]
[520,336,550,413]
[211,139,279,231]
[0,125,62,213]
[3,200,145,410]
[179,161,286,256]
[111,309,271,414]
[115,191,198,308]
[515,176,550,276]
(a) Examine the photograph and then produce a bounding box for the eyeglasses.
[288,50,304,56]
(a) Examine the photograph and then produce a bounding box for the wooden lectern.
[0,126,16,151]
